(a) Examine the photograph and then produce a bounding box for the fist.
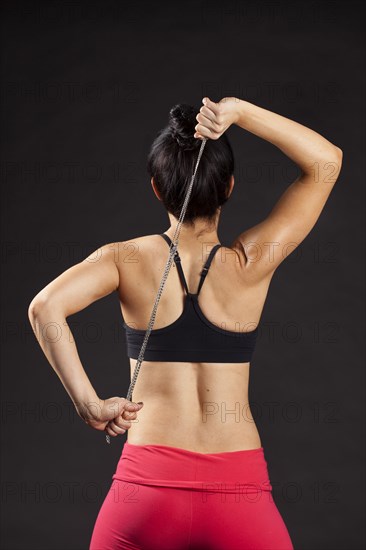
[76,396,144,438]
[194,96,240,140]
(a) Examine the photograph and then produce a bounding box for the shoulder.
[97,235,160,267]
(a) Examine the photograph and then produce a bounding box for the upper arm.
[28,242,121,317]
[231,148,343,276]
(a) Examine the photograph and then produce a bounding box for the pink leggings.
[89,441,294,550]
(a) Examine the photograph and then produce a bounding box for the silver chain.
[105,137,208,444]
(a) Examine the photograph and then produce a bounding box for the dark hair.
[147,103,234,226]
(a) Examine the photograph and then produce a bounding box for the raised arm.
[195,97,343,276]
[28,242,143,437]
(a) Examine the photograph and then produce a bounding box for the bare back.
[117,234,273,453]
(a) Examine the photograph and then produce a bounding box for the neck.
[166,213,220,244]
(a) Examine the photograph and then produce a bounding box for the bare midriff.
[126,359,262,453]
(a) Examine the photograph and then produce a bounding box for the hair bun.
[169,104,199,151]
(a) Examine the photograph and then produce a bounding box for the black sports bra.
[122,234,259,363]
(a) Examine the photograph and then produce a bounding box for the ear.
[226,175,235,198]
[151,177,162,201]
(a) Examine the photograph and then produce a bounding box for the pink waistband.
[112,441,272,494]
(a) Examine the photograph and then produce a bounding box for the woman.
[28,96,342,549]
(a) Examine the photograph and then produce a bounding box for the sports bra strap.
[171,254,189,294]
[160,233,189,293]
[160,234,222,296]
[196,243,222,295]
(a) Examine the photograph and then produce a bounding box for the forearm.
[28,302,99,413]
[234,99,342,175]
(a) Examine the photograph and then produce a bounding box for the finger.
[202,97,220,114]
[115,413,136,428]
[116,415,133,428]
[196,112,217,132]
[194,123,218,139]
[124,401,143,411]
[105,424,123,437]
[109,419,129,434]
[194,130,208,140]
[121,410,137,420]
[199,105,217,121]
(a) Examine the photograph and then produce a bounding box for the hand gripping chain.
[105,137,208,444]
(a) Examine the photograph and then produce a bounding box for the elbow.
[324,144,343,164]
[28,296,50,323]
[323,145,343,179]
[333,145,343,165]
[28,295,66,324]
[333,146,343,178]
[28,299,40,324]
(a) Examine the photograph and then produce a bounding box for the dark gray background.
[1,1,365,549]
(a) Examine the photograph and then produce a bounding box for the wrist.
[232,97,243,124]
[75,398,104,423]
[220,96,242,126]
[234,98,252,128]
[73,392,102,422]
